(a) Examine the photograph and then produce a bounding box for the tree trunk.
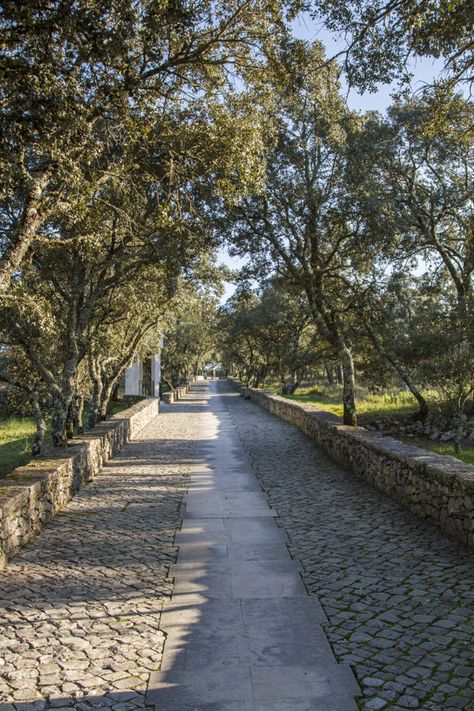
[65,402,74,439]
[110,379,121,403]
[99,375,119,420]
[366,326,428,419]
[75,395,84,434]
[335,364,343,385]
[51,394,69,447]
[0,171,50,294]
[88,361,102,429]
[340,345,357,426]
[454,410,465,453]
[29,391,47,456]
[282,370,300,394]
[387,356,428,419]
[51,368,76,447]
[324,363,334,385]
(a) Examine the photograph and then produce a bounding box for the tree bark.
[75,394,84,434]
[50,358,77,446]
[324,363,335,385]
[454,410,465,453]
[0,171,50,294]
[340,344,357,426]
[29,391,47,456]
[282,369,300,394]
[51,394,69,447]
[65,402,74,439]
[88,358,102,429]
[99,373,124,419]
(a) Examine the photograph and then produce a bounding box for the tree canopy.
[1,0,473,454]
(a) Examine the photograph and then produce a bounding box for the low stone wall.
[228,379,474,549]
[161,383,191,404]
[0,397,160,570]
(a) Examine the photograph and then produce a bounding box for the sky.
[291,12,445,115]
[218,11,445,303]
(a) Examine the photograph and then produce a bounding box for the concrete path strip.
[147,382,360,710]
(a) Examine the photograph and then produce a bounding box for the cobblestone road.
[0,398,202,710]
[225,384,474,711]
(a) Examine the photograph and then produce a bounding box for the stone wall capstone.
[228,379,474,550]
[0,397,160,570]
[161,383,192,404]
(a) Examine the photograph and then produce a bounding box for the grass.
[400,437,474,467]
[0,417,51,478]
[0,400,132,479]
[266,381,440,420]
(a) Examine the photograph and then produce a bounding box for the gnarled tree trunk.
[29,390,47,456]
[339,344,357,426]
[0,170,50,294]
[88,357,103,429]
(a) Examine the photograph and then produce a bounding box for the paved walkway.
[2,380,474,710]
[0,393,200,709]
[226,382,474,710]
[146,383,358,709]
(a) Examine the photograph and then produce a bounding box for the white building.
[124,349,162,397]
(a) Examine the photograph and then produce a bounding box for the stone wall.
[0,397,160,570]
[228,379,474,550]
[161,383,191,404]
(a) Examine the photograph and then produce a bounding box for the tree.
[225,40,375,424]
[306,0,474,90]
[360,91,473,316]
[218,280,318,392]
[161,282,221,388]
[0,0,293,294]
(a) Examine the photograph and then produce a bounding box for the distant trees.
[218,281,320,392]
[161,281,221,388]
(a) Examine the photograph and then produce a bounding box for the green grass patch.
[0,399,132,479]
[267,381,440,420]
[401,437,474,467]
[0,417,51,478]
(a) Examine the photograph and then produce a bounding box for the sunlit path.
[147,381,359,710]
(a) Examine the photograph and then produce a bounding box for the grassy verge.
[0,400,132,479]
[0,417,51,478]
[399,437,474,467]
[266,382,439,420]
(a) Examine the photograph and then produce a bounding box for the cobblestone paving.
[0,396,203,710]
[225,385,474,711]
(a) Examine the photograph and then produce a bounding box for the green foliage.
[306,0,473,90]
[0,1,473,460]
